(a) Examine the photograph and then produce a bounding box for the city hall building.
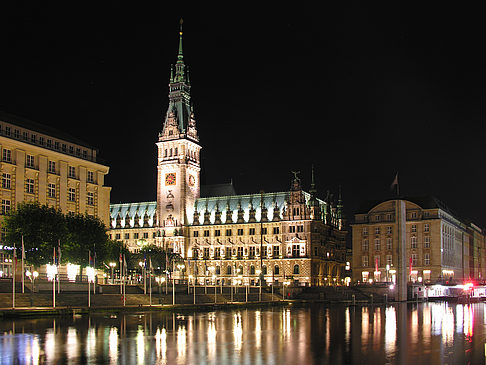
[108,27,347,287]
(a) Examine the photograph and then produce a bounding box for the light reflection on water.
[0,302,485,364]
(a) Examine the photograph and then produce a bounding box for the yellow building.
[352,197,486,285]
[0,111,111,230]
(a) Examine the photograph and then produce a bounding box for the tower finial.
[310,164,316,193]
[178,18,184,61]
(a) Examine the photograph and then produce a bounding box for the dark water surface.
[0,302,484,364]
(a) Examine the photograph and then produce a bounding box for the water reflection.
[0,302,485,364]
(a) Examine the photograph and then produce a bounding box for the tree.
[4,202,67,266]
[137,244,183,274]
[64,213,109,268]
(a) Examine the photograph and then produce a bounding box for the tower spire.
[177,18,184,62]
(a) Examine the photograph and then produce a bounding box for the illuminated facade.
[0,111,111,229]
[108,26,347,286]
[351,197,486,285]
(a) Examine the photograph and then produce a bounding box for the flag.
[89,250,93,267]
[53,246,57,265]
[21,237,26,261]
[375,257,379,273]
[144,253,148,269]
[409,257,413,276]
[123,254,127,276]
[58,240,61,266]
[93,251,97,268]
[390,172,399,195]
[13,243,17,266]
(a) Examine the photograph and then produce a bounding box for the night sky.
[1,3,485,226]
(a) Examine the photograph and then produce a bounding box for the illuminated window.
[386,238,392,250]
[374,227,380,234]
[386,226,392,234]
[363,227,368,235]
[48,183,56,198]
[25,178,34,194]
[26,154,34,168]
[362,256,369,267]
[411,236,417,248]
[2,149,11,162]
[411,225,417,233]
[2,173,11,189]
[87,171,94,183]
[87,192,94,205]
[424,236,430,248]
[424,223,429,232]
[424,253,430,265]
[411,254,417,266]
[374,238,381,251]
[68,188,76,202]
[362,239,369,251]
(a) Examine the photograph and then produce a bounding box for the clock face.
[165,173,176,186]
[188,175,195,187]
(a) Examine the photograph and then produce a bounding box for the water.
[0,302,484,364]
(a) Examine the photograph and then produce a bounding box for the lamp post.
[139,261,146,294]
[212,274,217,303]
[109,262,116,284]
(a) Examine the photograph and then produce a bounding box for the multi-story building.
[108,26,347,286]
[0,111,111,229]
[352,197,486,285]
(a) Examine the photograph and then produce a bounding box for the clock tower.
[156,20,201,253]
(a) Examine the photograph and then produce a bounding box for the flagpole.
[88,250,91,308]
[53,247,56,308]
[149,257,152,307]
[123,254,126,307]
[12,243,16,309]
[57,240,61,294]
[21,236,24,294]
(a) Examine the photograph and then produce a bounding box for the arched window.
[274,265,280,275]
[226,266,232,275]
[250,265,255,275]
[216,265,220,275]
[293,264,300,275]
[238,265,243,275]
[262,265,267,275]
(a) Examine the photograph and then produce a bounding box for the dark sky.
[1,2,485,226]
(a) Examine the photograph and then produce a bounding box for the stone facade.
[351,197,486,284]
[0,112,111,230]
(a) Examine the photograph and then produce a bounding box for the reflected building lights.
[411,308,418,344]
[384,306,396,356]
[66,327,78,362]
[234,313,243,352]
[136,327,144,365]
[442,306,455,345]
[109,327,118,365]
[86,327,96,360]
[155,327,167,364]
[422,305,431,345]
[44,328,55,363]
[207,321,216,361]
[345,307,350,345]
[177,325,187,364]
[31,335,40,365]
[464,305,474,339]
[255,310,261,350]
[361,307,369,345]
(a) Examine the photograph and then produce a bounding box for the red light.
[464,282,474,290]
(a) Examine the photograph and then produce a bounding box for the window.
[424,253,430,265]
[54,141,60,150]
[362,256,369,267]
[314,247,318,256]
[289,226,296,233]
[226,247,232,258]
[25,178,35,194]
[115,233,121,240]
[386,254,392,266]
[262,266,267,275]
[214,248,221,259]
[374,255,381,267]
[31,134,36,143]
[215,229,221,237]
[363,227,368,235]
[424,236,430,248]
[374,227,380,235]
[134,233,139,239]
[68,188,76,202]
[375,215,381,222]
[26,155,34,168]
[293,207,300,216]
[250,265,255,275]
[39,136,45,145]
[82,150,87,159]
[47,184,56,198]
[47,139,52,148]
[386,238,392,250]
[387,226,392,235]
[203,248,210,258]
[274,265,280,275]
[237,229,244,236]
[374,238,381,251]
[193,231,199,237]
[249,246,256,258]
[273,245,280,257]
[411,254,417,266]
[5,126,11,136]
[293,264,300,275]
[249,228,256,235]
[424,224,429,232]
[143,232,149,239]
[226,266,232,275]
[2,149,11,162]
[273,227,280,234]
[292,244,300,257]
[225,229,232,236]
[87,192,94,205]
[411,212,417,219]
[76,148,80,156]
[69,146,74,154]
[68,166,76,178]
[62,144,67,152]
[411,236,417,249]
[124,233,130,239]
[362,239,369,251]
[203,230,210,237]
[386,214,392,221]
[237,247,243,258]
[1,199,11,215]
[2,173,11,189]
[48,161,56,173]
[22,131,28,141]
[87,171,94,183]
[297,225,304,232]
[261,227,267,235]
[411,225,417,233]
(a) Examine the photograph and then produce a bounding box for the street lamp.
[139,261,146,294]
[26,270,38,293]
[109,262,116,284]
